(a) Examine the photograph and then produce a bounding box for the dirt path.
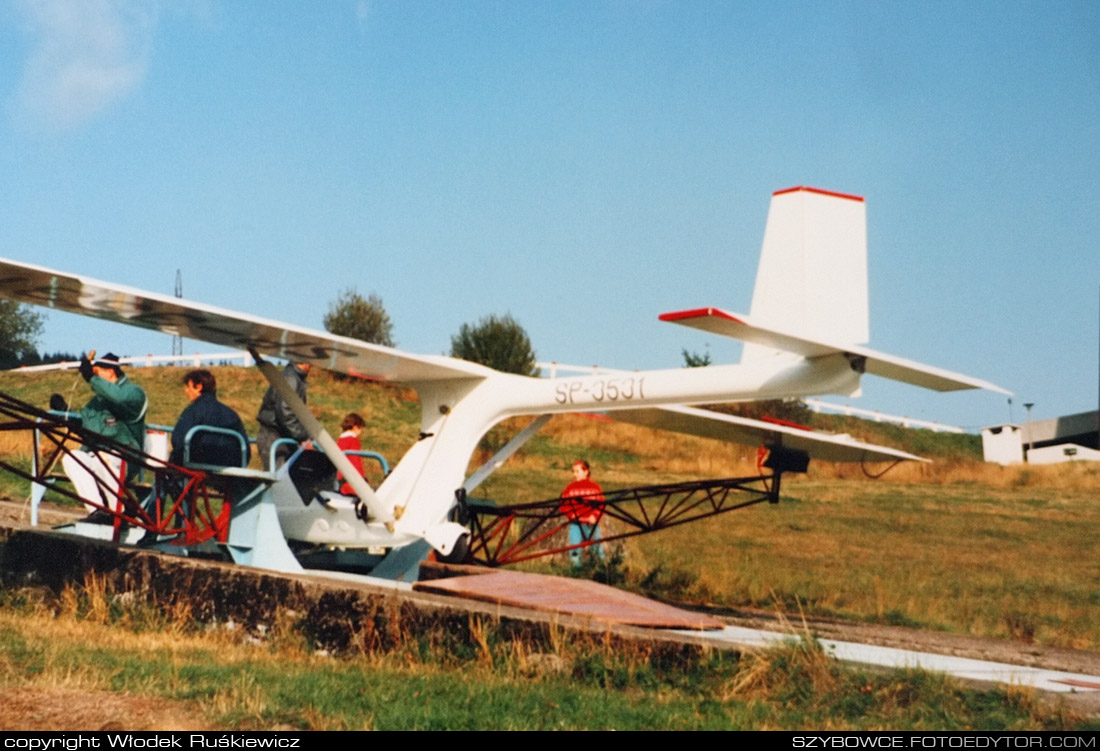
[0,497,82,527]
[0,687,214,731]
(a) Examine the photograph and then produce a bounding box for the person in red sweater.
[559,459,606,566]
[336,413,367,495]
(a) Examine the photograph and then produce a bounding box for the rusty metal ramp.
[414,563,723,630]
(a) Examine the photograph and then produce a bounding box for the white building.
[981,424,1025,465]
[982,410,1100,465]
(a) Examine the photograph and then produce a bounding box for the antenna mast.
[172,269,183,357]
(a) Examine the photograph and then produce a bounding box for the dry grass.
[0,433,33,460]
[538,412,1100,492]
[205,673,269,725]
[723,637,837,702]
[541,413,759,477]
[815,456,1100,489]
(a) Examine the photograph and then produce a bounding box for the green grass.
[0,583,1085,731]
[810,414,984,460]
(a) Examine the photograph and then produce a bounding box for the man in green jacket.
[59,352,148,519]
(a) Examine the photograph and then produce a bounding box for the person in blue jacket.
[171,369,250,468]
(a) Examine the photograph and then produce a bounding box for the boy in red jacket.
[559,460,605,566]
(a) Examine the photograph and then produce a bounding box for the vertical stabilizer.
[742,187,868,366]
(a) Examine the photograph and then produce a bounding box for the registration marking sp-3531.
[554,376,647,405]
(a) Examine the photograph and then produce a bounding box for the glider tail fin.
[741,187,869,366]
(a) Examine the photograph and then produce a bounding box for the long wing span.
[660,307,1010,395]
[0,257,488,383]
[607,405,926,464]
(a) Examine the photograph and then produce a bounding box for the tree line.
[324,288,537,375]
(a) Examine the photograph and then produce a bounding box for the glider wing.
[607,404,925,463]
[0,257,488,384]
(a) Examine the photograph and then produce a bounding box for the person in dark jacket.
[171,369,250,468]
[255,362,311,470]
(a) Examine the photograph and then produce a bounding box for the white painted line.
[679,626,1100,694]
[298,568,415,591]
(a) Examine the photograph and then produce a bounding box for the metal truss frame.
[0,390,231,546]
[461,472,783,566]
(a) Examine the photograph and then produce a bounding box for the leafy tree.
[0,301,44,370]
[681,348,711,367]
[449,313,538,375]
[323,289,395,347]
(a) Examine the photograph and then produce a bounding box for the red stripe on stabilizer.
[773,186,865,203]
[346,367,384,382]
[659,307,743,323]
[1052,679,1100,690]
[761,415,814,432]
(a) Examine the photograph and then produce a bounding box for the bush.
[449,314,537,376]
[323,289,394,347]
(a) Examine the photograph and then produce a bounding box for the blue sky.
[1,1,1097,431]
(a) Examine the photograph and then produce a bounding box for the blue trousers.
[569,522,605,565]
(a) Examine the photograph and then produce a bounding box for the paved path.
[688,625,1100,693]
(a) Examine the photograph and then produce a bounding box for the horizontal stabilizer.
[606,405,925,463]
[0,257,489,384]
[660,307,1010,394]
